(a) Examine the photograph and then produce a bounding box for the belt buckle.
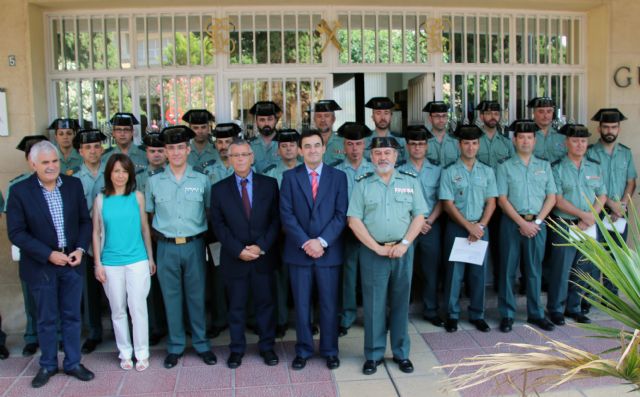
[384,242,396,247]
[523,214,535,221]
[175,237,187,245]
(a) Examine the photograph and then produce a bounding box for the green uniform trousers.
[414,220,442,318]
[340,232,361,329]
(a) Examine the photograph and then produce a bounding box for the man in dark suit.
[210,138,281,369]
[7,140,94,388]
[280,129,348,370]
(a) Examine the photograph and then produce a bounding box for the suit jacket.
[280,163,348,267]
[6,174,92,285]
[210,173,281,279]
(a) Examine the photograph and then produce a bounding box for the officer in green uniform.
[348,136,427,375]
[260,129,301,337]
[145,125,217,369]
[183,109,220,167]
[49,118,83,176]
[398,125,445,327]
[136,131,168,346]
[102,113,148,172]
[424,101,459,167]
[496,120,556,333]
[72,129,108,353]
[199,123,241,186]
[547,124,607,325]
[364,97,406,162]
[5,135,50,356]
[439,125,497,333]
[249,101,282,172]
[332,122,374,336]
[529,97,566,163]
[314,100,345,165]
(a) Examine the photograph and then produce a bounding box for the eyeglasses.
[229,152,253,158]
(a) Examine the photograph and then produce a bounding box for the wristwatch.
[534,219,543,225]
[401,239,410,246]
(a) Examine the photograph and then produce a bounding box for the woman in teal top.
[92,154,155,372]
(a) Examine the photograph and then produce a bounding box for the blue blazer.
[6,174,92,285]
[210,173,281,279]
[279,163,348,267]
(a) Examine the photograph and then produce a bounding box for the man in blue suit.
[280,129,348,370]
[7,140,94,388]
[210,138,281,369]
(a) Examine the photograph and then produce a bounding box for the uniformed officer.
[314,100,345,165]
[398,125,445,327]
[439,124,497,333]
[199,123,241,186]
[49,118,82,175]
[333,122,374,336]
[547,124,607,325]
[249,101,282,171]
[145,125,217,368]
[529,97,566,163]
[183,109,219,167]
[136,131,167,346]
[364,97,406,161]
[72,129,108,353]
[496,120,556,333]
[423,101,459,167]
[348,136,428,375]
[102,113,148,172]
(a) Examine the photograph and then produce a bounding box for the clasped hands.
[48,249,83,267]
[375,243,408,258]
[302,239,324,259]
[239,245,263,261]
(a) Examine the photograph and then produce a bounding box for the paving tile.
[5,374,69,397]
[394,374,460,397]
[0,377,18,393]
[337,379,396,397]
[76,351,122,372]
[0,356,35,377]
[407,333,434,355]
[61,370,125,397]
[119,368,177,395]
[571,335,621,355]
[290,381,337,397]
[512,324,572,344]
[175,365,232,391]
[582,384,637,396]
[466,328,526,348]
[432,348,486,376]
[421,331,481,351]
[289,357,333,384]
[236,385,293,397]
[235,360,289,387]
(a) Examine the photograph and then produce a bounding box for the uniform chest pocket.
[471,177,487,188]
[155,194,172,204]
[364,196,380,209]
[184,190,204,202]
[395,194,413,204]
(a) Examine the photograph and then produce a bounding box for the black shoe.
[527,317,555,331]
[326,355,340,370]
[31,367,58,388]
[311,324,319,336]
[444,318,458,333]
[22,342,38,357]
[149,332,165,346]
[499,318,514,333]
[362,359,383,375]
[226,352,243,369]
[291,356,307,370]
[64,364,94,382]
[81,338,102,354]
[163,353,183,369]
[207,325,227,339]
[470,319,490,332]
[198,350,217,365]
[260,350,279,366]
[275,324,287,338]
[423,315,444,327]
[338,326,349,337]
[566,312,591,324]
[549,312,565,326]
[0,344,8,359]
[393,358,414,373]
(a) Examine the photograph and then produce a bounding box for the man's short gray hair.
[28,140,59,163]
[228,138,252,153]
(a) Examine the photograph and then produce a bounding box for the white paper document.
[604,218,627,233]
[208,242,222,266]
[568,224,597,240]
[448,237,489,266]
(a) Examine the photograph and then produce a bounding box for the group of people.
[1,94,635,388]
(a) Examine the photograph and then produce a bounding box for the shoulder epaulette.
[497,157,509,165]
[329,160,342,167]
[65,166,80,176]
[533,155,546,161]
[148,167,164,177]
[398,169,417,178]
[394,160,407,168]
[551,159,562,167]
[261,163,277,173]
[587,143,594,150]
[355,172,374,182]
[586,156,600,165]
[201,159,217,169]
[443,161,456,169]
[136,167,145,175]
[193,167,207,175]
[619,143,631,150]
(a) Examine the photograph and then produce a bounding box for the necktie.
[241,178,251,218]
[310,171,318,200]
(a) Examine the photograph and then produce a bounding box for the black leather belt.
[376,240,401,246]
[56,247,71,254]
[156,232,205,245]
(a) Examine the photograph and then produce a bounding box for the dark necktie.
[241,178,251,218]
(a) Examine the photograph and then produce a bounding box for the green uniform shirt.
[347,169,428,242]
[533,127,566,163]
[478,131,515,168]
[4,172,30,213]
[427,132,460,167]
[199,159,234,186]
[260,160,301,188]
[496,155,556,215]
[440,159,498,222]
[136,166,165,193]
[398,159,441,218]
[102,144,149,173]
[145,165,211,237]
[56,145,83,176]
[335,159,375,198]
[587,142,637,201]
[250,136,279,172]
[552,156,607,220]
[364,132,406,162]
[188,141,219,168]
[322,133,345,166]
[73,163,105,210]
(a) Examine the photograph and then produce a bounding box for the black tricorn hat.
[182,109,215,125]
[161,125,195,144]
[527,97,556,108]
[591,108,627,123]
[213,123,242,139]
[559,123,591,138]
[368,136,400,150]
[48,118,80,131]
[454,124,484,140]
[422,101,449,113]
[73,129,107,150]
[275,128,301,143]
[249,101,282,116]
[475,100,501,112]
[142,132,164,148]
[110,113,140,126]
[337,122,372,141]
[314,100,342,113]
[508,119,538,135]
[404,125,433,141]
[365,97,395,110]
[17,135,49,153]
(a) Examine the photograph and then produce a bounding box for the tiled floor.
[0,299,635,397]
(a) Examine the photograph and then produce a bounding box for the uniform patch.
[585,175,600,180]
[394,187,414,194]
[185,187,204,193]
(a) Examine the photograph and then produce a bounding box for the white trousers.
[103,260,151,361]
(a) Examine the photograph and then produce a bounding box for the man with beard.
[348,136,427,375]
[183,109,219,167]
[200,123,242,186]
[313,100,344,166]
[424,101,459,167]
[529,97,566,163]
[250,101,281,172]
[102,113,148,172]
[49,119,83,176]
[364,97,406,162]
